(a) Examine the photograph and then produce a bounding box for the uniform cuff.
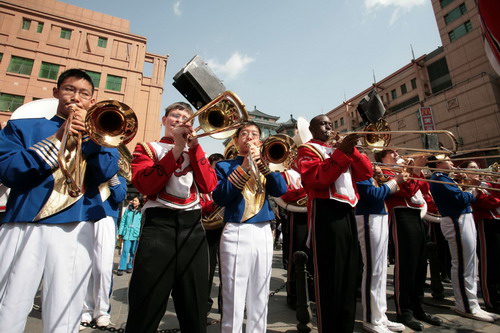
[385,179,399,194]
[29,135,61,170]
[228,165,250,190]
[257,161,271,176]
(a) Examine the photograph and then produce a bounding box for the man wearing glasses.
[0,68,119,333]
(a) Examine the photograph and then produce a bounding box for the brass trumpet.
[60,100,138,197]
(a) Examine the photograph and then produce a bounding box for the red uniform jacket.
[295,139,372,207]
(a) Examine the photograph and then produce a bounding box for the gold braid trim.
[298,143,325,161]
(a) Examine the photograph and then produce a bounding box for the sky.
[63,0,442,155]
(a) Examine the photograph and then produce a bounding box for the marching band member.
[203,152,224,313]
[355,165,407,333]
[213,121,287,333]
[428,156,499,322]
[463,161,500,313]
[0,69,119,333]
[278,167,314,310]
[126,102,217,333]
[81,174,127,328]
[295,115,372,333]
[375,149,442,331]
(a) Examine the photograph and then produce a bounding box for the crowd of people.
[0,68,499,333]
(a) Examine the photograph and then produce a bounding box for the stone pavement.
[26,249,500,332]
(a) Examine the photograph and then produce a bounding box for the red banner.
[419,107,436,130]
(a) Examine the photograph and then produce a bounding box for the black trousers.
[392,208,427,316]
[477,218,500,308]
[286,211,315,306]
[125,207,208,333]
[312,198,359,333]
[205,227,222,312]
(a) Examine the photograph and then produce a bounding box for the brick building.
[327,0,500,165]
[0,0,167,150]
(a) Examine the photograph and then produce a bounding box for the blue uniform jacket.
[103,175,128,219]
[429,172,474,218]
[0,116,119,223]
[355,178,394,215]
[213,156,287,223]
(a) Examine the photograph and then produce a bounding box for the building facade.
[327,0,500,165]
[0,0,167,150]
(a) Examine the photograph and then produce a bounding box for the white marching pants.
[0,222,93,333]
[356,214,389,325]
[440,214,480,313]
[219,222,273,333]
[82,216,116,320]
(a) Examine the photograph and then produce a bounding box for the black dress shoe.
[414,312,443,326]
[397,313,424,331]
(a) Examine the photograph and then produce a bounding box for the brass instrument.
[202,205,225,230]
[375,162,500,191]
[223,139,239,159]
[60,100,138,197]
[260,134,297,171]
[247,142,264,194]
[183,91,249,140]
[332,119,459,154]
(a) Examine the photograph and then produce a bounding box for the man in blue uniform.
[428,156,499,323]
[0,69,119,333]
[213,121,287,333]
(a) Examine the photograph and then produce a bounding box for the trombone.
[374,162,500,192]
[182,91,248,140]
[331,119,459,154]
[60,100,138,197]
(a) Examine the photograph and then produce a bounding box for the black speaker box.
[172,55,226,109]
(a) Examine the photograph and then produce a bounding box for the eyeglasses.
[169,112,190,122]
[60,85,93,100]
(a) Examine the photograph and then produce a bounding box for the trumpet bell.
[86,100,138,148]
[188,91,249,140]
[261,134,297,171]
[199,98,242,139]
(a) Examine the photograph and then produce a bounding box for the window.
[85,71,101,88]
[105,74,123,91]
[334,120,338,129]
[427,57,453,93]
[0,93,25,112]
[400,84,407,95]
[340,117,344,126]
[22,18,31,30]
[411,78,417,89]
[440,0,454,8]
[36,22,44,33]
[449,21,472,42]
[7,56,34,75]
[39,62,60,80]
[444,3,467,25]
[97,37,108,48]
[391,89,397,99]
[0,53,3,63]
[60,28,72,40]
